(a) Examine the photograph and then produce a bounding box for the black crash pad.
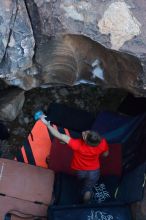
[47,103,95,132]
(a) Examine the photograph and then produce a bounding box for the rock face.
[0,0,146,96]
[0,88,25,121]
[35,35,143,95]
[98,1,141,50]
[0,0,35,89]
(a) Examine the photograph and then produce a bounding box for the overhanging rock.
[0,0,146,96]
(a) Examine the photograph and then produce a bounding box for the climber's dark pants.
[75,169,100,195]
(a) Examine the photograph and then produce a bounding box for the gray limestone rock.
[19,0,146,95]
[0,0,35,88]
[0,0,146,96]
[0,88,25,121]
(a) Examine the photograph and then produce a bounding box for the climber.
[41,115,109,203]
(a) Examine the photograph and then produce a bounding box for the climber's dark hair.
[86,131,101,146]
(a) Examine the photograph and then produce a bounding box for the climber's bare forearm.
[47,124,70,144]
[41,116,70,143]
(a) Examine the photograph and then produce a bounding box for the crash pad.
[49,139,73,174]
[47,103,95,132]
[48,204,132,220]
[15,120,52,168]
[49,139,122,176]
[15,120,81,169]
[116,162,146,203]
[53,166,146,207]
[0,158,54,219]
[53,173,120,206]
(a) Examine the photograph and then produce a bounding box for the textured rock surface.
[98,1,141,50]
[0,87,25,121]
[0,0,35,88]
[32,0,146,55]
[0,0,146,94]
[35,35,143,95]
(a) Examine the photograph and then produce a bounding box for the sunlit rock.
[98,2,141,50]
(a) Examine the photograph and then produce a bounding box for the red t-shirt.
[68,138,109,171]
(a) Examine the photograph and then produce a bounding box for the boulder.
[0,0,146,95]
[0,0,35,88]
[0,88,25,121]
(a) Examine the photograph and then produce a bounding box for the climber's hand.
[41,115,48,125]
